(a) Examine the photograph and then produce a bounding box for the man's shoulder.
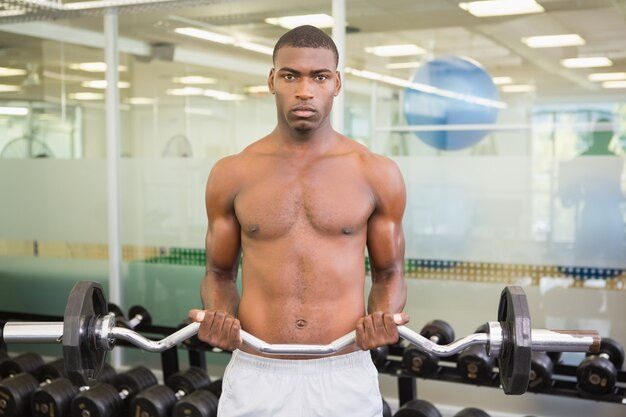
[340,137,397,170]
[214,137,270,168]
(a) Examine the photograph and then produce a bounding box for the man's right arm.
[189,157,243,351]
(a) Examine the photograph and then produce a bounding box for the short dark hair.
[273,25,339,68]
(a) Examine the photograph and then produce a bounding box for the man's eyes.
[281,74,329,81]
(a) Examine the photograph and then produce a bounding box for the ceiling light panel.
[235,41,274,56]
[174,27,234,44]
[522,34,585,48]
[492,76,513,85]
[603,80,626,89]
[172,76,216,84]
[69,62,128,72]
[365,44,425,57]
[69,92,105,100]
[386,62,422,69]
[459,0,545,17]
[81,80,131,89]
[588,72,626,81]
[561,57,613,68]
[0,106,29,115]
[0,85,21,92]
[0,67,27,76]
[265,14,334,29]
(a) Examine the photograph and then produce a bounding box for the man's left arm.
[356,156,409,350]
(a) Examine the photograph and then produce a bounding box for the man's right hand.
[188,309,243,351]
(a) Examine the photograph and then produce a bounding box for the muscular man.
[189,25,408,417]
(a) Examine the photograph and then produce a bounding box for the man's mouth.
[292,106,316,118]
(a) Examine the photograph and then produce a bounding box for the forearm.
[367,268,407,314]
[200,270,240,316]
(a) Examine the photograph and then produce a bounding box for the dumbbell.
[371,345,390,370]
[393,399,441,417]
[107,304,151,330]
[0,352,45,379]
[171,378,224,417]
[576,337,624,396]
[132,367,210,417]
[403,320,454,376]
[527,351,561,392]
[454,408,491,417]
[31,363,117,417]
[456,324,496,384]
[206,379,221,399]
[0,358,67,417]
[382,398,392,417]
[70,366,156,417]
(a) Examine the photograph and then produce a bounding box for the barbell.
[0,281,600,394]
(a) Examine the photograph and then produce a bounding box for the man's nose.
[295,78,313,100]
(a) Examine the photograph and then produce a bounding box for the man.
[189,25,408,417]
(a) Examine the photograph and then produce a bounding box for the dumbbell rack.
[380,343,626,406]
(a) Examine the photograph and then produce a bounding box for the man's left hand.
[355,311,410,350]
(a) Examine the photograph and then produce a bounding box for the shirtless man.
[189,25,408,417]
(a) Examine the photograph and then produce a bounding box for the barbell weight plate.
[63,281,108,386]
[497,286,532,395]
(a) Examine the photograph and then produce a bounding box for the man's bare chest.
[234,167,374,238]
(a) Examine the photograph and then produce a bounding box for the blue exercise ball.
[403,56,500,150]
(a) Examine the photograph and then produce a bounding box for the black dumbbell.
[0,352,45,379]
[393,399,441,417]
[456,324,496,384]
[206,379,221,399]
[70,366,157,417]
[31,363,117,417]
[132,367,211,417]
[371,345,390,370]
[172,390,219,417]
[172,378,223,417]
[454,408,491,417]
[106,303,130,328]
[0,358,68,417]
[403,320,455,376]
[106,304,151,331]
[577,337,624,396]
[527,351,558,392]
[382,398,392,417]
[127,306,151,330]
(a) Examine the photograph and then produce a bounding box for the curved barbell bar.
[2,318,600,357]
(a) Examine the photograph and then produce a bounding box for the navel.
[295,319,308,329]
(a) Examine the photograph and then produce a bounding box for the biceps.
[367,215,405,272]
[206,215,241,272]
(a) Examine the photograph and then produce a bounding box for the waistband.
[230,349,373,375]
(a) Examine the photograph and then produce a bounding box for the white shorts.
[217,349,383,417]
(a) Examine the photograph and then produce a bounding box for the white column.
[104,8,123,368]
[104,9,122,312]
[332,0,346,134]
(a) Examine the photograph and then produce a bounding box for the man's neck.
[272,123,339,156]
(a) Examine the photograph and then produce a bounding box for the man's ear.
[334,71,342,97]
[268,68,276,94]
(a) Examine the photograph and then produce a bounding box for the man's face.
[269,46,341,133]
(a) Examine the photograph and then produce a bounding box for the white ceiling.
[1,0,626,102]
